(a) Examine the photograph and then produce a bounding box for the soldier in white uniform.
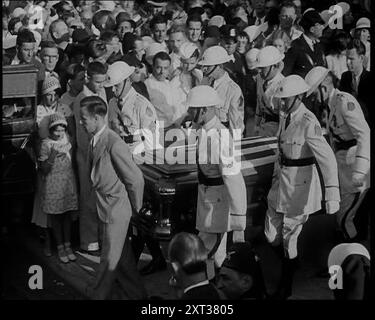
[105,61,158,152]
[265,75,340,299]
[198,46,245,136]
[185,85,247,280]
[252,46,285,137]
[305,67,370,241]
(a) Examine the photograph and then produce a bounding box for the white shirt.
[183,280,210,294]
[145,74,184,128]
[92,125,106,148]
[303,34,316,51]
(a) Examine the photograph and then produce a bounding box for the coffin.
[134,136,278,240]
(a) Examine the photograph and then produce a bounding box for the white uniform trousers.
[264,206,309,259]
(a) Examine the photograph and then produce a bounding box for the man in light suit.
[79,95,147,300]
[266,75,340,299]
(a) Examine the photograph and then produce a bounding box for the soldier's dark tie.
[285,113,291,130]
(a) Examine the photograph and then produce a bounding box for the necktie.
[285,113,291,130]
[352,74,358,96]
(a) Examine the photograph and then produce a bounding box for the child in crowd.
[39,113,78,263]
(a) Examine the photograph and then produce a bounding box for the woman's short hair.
[80,96,107,117]
[168,232,208,275]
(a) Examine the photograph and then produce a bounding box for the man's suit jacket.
[283,34,326,78]
[339,69,371,118]
[89,127,144,224]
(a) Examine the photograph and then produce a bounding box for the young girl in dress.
[39,113,78,263]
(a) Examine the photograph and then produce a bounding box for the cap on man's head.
[222,242,260,276]
[72,28,91,44]
[300,9,325,31]
[205,25,221,39]
[220,25,238,41]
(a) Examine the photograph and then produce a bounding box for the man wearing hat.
[185,85,247,281]
[283,9,326,78]
[305,66,370,242]
[199,45,245,135]
[266,75,340,299]
[328,243,370,300]
[253,46,285,137]
[217,242,265,299]
[105,61,158,152]
[220,25,246,88]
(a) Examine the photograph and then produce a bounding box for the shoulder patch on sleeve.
[303,112,314,121]
[347,102,356,111]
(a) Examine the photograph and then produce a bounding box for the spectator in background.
[340,39,370,118]
[145,51,184,128]
[271,1,302,44]
[10,29,45,95]
[271,30,290,55]
[325,30,350,82]
[150,13,168,50]
[40,41,60,79]
[38,113,78,264]
[220,25,246,88]
[216,242,265,299]
[80,8,94,37]
[116,12,135,40]
[60,63,86,113]
[168,24,188,71]
[236,31,250,56]
[171,41,202,114]
[283,9,326,77]
[86,38,109,65]
[186,14,203,52]
[100,30,123,64]
[352,17,370,71]
[249,0,267,26]
[168,232,222,300]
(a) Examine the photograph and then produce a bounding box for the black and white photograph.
[1,0,372,307]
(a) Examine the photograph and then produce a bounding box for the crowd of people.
[2,0,371,300]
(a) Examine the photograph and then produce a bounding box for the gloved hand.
[352,172,365,188]
[325,200,340,214]
[229,214,246,231]
[232,231,245,243]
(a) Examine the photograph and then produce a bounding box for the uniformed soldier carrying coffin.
[185,85,247,281]
[305,67,370,242]
[265,75,340,299]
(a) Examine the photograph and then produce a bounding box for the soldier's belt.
[198,170,224,186]
[334,139,357,151]
[263,113,279,123]
[279,156,315,167]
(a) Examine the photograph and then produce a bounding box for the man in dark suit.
[220,25,246,88]
[283,9,326,78]
[168,232,223,300]
[339,39,370,118]
[80,96,147,300]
